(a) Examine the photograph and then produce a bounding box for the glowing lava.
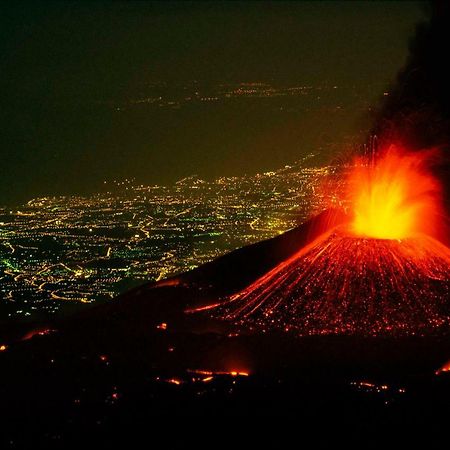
[349,146,442,240]
[196,145,450,336]
[206,231,450,336]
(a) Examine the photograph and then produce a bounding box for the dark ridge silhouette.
[171,208,346,293]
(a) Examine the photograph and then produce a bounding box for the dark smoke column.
[373,1,450,212]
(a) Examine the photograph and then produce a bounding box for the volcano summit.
[196,146,450,337]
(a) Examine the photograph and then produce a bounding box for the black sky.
[0,1,425,204]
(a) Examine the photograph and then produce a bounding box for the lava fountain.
[201,145,450,336]
[349,146,443,240]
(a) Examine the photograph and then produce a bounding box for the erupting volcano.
[203,146,450,336]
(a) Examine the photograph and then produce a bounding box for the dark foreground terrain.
[0,211,449,448]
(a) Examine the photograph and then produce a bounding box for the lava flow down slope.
[203,146,450,336]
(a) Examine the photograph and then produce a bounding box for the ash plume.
[373,1,450,210]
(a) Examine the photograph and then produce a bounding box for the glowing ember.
[22,328,56,341]
[202,376,213,382]
[187,369,250,377]
[166,378,182,385]
[349,146,442,240]
[435,360,450,375]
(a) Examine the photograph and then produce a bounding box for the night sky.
[1,1,425,204]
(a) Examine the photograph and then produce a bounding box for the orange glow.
[348,146,442,240]
[156,322,167,330]
[435,360,450,375]
[188,369,213,375]
[188,369,249,377]
[22,328,55,341]
[0,344,7,351]
[230,371,248,377]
